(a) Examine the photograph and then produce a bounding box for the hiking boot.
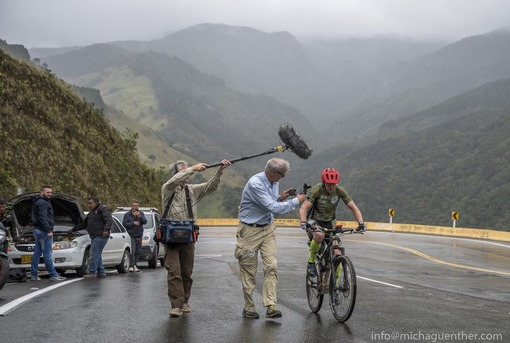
[266,305,282,318]
[242,309,259,319]
[50,275,66,281]
[182,303,191,313]
[307,262,317,277]
[169,308,183,317]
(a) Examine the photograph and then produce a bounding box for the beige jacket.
[160,167,223,220]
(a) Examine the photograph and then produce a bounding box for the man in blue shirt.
[235,158,306,319]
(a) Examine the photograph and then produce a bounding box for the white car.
[7,192,131,276]
[112,207,165,268]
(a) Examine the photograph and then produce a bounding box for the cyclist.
[299,167,367,277]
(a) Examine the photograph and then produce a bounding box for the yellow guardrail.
[196,218,510,243]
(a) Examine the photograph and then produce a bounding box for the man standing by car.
[123,200,147,272]
[31,185,66,281]
[70,196,112,278]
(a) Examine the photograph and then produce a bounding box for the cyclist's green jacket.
[307,183,352,222]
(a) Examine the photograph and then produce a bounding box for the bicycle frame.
[314,229,349,295]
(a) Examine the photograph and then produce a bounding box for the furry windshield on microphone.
[278,124,313,159]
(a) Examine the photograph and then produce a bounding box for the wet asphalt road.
[0,227,509,343]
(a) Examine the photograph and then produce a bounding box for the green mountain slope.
[308,80,510,230]
[332,29,510,143]
[0,48,165,207]
[0,47,254,217]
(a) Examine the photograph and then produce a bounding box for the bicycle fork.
[330,239,350,294]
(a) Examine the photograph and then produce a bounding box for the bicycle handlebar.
[303,225,364,235]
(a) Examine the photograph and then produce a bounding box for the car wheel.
[148,245,158,269]
[76,249,90,277]
[116,249,130,273]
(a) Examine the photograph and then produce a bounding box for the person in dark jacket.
[123,200,147,272]
[31,186,66,281]
[0,198,13,253]
[70,196,112,278]
[1,198,27,282]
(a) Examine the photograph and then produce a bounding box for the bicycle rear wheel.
[329,255,357,322]
[305,262,323,312]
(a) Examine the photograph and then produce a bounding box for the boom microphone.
[278,124,312,159]
[206,123,312,168]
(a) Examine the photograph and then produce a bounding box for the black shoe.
[266,305,282,318]
[242,309,260,319]
[307,262,317,277]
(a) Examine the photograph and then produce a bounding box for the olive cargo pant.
[235,222,278,312]
[164,243,195,309]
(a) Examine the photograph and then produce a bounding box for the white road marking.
[357,276,404,288]
[0,278,83,316]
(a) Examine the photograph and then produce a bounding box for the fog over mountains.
[33,24,510,142]
[24,23,510,229]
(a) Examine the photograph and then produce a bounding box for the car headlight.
[53,240,78,250]
[142,235,150,245]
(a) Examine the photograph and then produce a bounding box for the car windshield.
[112,211,154,228]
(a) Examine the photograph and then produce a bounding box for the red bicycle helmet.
[321,168,340,184]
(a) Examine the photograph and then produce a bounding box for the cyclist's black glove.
[300,221,309,230]
[356,222,368,233]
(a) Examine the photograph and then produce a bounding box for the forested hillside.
[306,80,510,230]
[0,48,166,207]
[334,29,510,143]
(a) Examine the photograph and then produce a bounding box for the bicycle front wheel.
[329,255,357,322]
[306,262,323,312]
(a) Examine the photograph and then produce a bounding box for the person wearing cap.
[162,159,231,318]
[299,168,367,277]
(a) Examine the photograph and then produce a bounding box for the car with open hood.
[7,192,131,276]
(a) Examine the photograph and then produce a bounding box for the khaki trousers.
[164,243,195,309]
[235,222,278,311]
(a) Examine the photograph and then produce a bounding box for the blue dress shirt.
[238,171,300,225]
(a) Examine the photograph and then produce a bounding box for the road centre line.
[371,231,510,249]
[0,278,82,316]
[350,240,510,277]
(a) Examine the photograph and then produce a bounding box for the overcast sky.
[1,0,509,48]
